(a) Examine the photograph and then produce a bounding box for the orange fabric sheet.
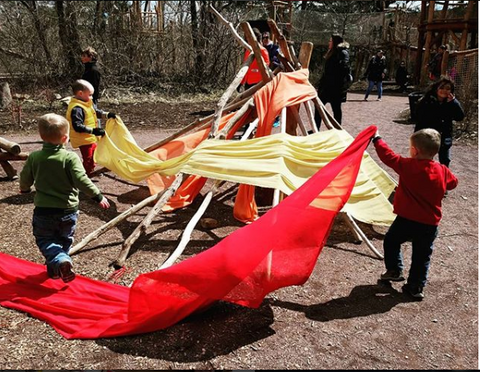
[147,111,250,211]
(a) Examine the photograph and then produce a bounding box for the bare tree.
[55,0,82,77]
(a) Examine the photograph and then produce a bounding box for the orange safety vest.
[66,98,98,148]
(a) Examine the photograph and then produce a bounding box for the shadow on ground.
[97,301,275,362]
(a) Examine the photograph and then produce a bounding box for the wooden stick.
[343,212,384,260]
[341,212,363,244]
[267,19,294,66]
[298,42,314,69]
[0,137,21,155]
[158,180,221,270]
[217,97,255,139]
[209,4,251,52]
[209,53,255,138]
[268,107,288,280]
[113,173,184,267]
[0,161,17,179]
[241,22,273,83]
[69,186,174,255]
[288,105,308,136]
[302,101,318,133]
[240,118,259,140]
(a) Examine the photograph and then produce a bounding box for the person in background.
[427,45,447,82]
[371,128,458,300]
[19,113,110,283]
[239,28,270,91]
[315,33,351,128]
[262,31,280,70]
[395,61,409,93]
[363,50,387,101]
[81,46,101,106]
[66,79,116,177]
[414,77,464,169]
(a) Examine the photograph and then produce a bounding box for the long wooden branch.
[208,53,254,138]
[69,186,174,255]
[267,19,294,66]
[302,101,318,133]
[209,4,251,51]
[241,22,273,83]
[230,80,266,104]
[113,173,184,267]
[217,97,255,139]
[158,180,221,270]
[342,212,384,260]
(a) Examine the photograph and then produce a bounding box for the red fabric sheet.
[0,125,376,339]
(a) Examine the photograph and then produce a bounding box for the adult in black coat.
[315,34,351,128]
[81,46,101,106]
[414,77,465,167]
[395,61,409,92]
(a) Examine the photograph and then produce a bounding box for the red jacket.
[241,46,270,86]
[374,138,458,226]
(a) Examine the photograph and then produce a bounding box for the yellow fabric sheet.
[95,117,396,226]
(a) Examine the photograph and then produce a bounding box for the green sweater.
[20,142,103,212]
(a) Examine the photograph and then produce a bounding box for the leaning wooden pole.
[208,53,255,138]
[113,174,184,267]
[69,186,174,255]
[158,180,222,270]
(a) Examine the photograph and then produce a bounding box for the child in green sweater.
[20,113,110,282]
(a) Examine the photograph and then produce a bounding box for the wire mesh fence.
[446,49,478,136]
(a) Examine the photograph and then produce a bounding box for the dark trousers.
[383,216,438,289]
[315,95,343,130]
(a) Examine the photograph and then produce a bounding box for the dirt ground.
[0,90,477,370]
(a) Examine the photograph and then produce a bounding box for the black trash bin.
[408,91,424,121]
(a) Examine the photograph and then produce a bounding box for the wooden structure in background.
[129,0,164,33]
[0,137,27,180]
[415,0,477,84]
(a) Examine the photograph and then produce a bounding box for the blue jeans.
[439,137,452,167]
[32,211,78,275]
[383,216,438,288]
[365,80,383,99]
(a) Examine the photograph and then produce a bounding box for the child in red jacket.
[371,128,458,300]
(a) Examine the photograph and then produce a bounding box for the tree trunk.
[20,1,53,69]
[55,0,82,77]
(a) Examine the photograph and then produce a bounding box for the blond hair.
[38,113,69,144]
[71,79,94,95]
[411,128,441,157]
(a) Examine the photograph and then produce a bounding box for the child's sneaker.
[46,265,60,279]
[402,284,424,300]
[380,270,405,282]
[59,261,75,283]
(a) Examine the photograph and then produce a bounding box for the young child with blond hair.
[371,128,458,300]
[20,113,110,282]
[66,79,116,177]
